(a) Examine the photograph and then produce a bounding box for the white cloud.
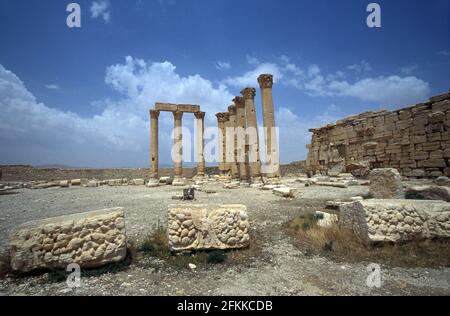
[437,51,450,57]
[400,64,419,75]
[45,84,60,90]
[275,104,343,163]
[226,56,430,106]
[329,76,430,105]
[0,58,233,167]
[347,60,372,73]
[90,0,111,23]
[246,55,260,66]
[223,63,283,88]
[215,61,231,71]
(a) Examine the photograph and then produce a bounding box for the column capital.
[194,111,206,120]
[228,105,237,115]
[241,87,256,100]
[233,96,245,109]
[173,110,183,120]
[150,110,160,119]
[257,74,274,89]
[216,112,230,123]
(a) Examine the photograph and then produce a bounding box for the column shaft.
[216,113,229,175]
[227,105,240,180]
[195,112,206,177]
[150,110,160,179]
[258,74,281,179]
[234,97,249,183]
[173,111,183,180]
[241,88,262,181]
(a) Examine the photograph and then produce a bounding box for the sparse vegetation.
[134,225,266,270]
[285,214,450,268]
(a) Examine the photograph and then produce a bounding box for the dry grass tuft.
[135,224,266,270]
[285,215,450,268]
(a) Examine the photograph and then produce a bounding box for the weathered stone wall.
[0,165,195,182]
[1,164,305,182]
[339,200,450,244]
[10,208,127,273]
[306,91,450,178]
[168,204,250,251]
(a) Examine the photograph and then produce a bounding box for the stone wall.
[168,204,250,251]
[1,164,305,182]
[10,208,127,273]
[0,165,195,182]
[306,91,450,178]
[339,200,450,244]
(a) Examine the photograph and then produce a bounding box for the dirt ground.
[0,178,449,296]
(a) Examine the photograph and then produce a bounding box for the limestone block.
[339,200,450,244]
[59,180,70,188]
[168,205,250,251]
[405,186,450,202]
[418,159,446,168]
[71,179,82,186]
[273,187,294,198]
[86,180,99,188]
[9,208,127,273]
[159,177,171,184]
[369,168,405,199]
[130,179,145,186]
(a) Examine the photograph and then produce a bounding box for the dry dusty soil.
[0,178,449,296]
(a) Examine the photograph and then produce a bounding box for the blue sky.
[0,0,449,168]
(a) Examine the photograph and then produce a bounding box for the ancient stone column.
[234,96,249,183]
[258,74,281,181]
[150,110,160,180]
[216,112,229,175]
[195,111,206,178]
[241,87,262,182]
[227,105,240,181]
[172,110,185,185]
[223,113,232,175]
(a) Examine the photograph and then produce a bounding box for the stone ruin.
[168,204,250,251]
[216,74,281,185]
[9,208,127,273]
[149,103,206,187]
[306,90,450,178]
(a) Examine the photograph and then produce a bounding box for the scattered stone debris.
[273,187,295,198]
[405,185,450,202]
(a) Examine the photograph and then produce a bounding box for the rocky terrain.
[0,178,449,296]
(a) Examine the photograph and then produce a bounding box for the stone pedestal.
[258,74,280,181]
[195,112,206,178]
[150,110,160,181]
[172,111,185,186]
[241,87,262,183]
[227,105,240,181]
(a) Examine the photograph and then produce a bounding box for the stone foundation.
[339,200,450,244]
[306,91,450,178]
[168,205,250,251]
[10,208,127,273]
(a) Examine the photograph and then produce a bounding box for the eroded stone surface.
[10,208,127,273]
[369,168,405,199]
[168,204,250,251]
[339,200,450,244]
